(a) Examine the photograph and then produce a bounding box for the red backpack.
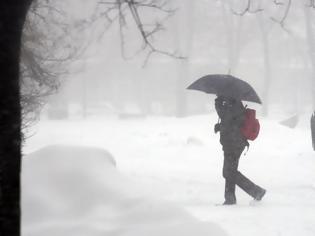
[241,108,260,141]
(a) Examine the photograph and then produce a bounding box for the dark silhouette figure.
[214,96,266,205]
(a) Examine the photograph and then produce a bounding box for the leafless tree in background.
[97,0,183,66]
[174,0,195,117]
[223,0,307,115]
[21,0,185,126]
[20,0,89,132]
[0,1,184,235]
[304,0,315,110]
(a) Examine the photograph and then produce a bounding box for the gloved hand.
[214,123,220,133]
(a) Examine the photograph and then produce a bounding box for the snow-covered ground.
[22,112,315,236]
[22,145,226,236]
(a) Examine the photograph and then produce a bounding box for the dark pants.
[223,148,263,202]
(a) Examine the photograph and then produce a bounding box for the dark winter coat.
[215,96,248,152]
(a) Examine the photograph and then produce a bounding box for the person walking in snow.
[214,95,266,205]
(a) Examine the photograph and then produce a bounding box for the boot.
[222,199,236,205]
[254,188,266,201]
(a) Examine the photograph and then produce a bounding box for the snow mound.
[22,145,227,236]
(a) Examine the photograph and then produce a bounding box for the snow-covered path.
[23,114,315,235]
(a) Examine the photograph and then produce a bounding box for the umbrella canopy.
[187,74,262,104]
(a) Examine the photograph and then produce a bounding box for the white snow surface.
[22,145,226,236]
[23,113,315,236]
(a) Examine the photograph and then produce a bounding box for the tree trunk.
[257,12,272,116]
[0,1,32,236]
[175,0,195,117]
[311,113,315,150]
[221,0,243,74]
[304,5,315,110]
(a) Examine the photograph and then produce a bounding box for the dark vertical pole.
[257,12,271,117]
[0,1,32,236]
[304,6,315,110]
[311,113,315,151]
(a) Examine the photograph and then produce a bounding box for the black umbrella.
[187,74,262,104]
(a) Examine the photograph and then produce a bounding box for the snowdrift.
[22,145,227,236]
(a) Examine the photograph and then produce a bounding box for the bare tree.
[0,2,33,236]
[221,0,244,75]
[257,11,272,115]
[226,0,296,115]
[174,0,195,117]
[20,1,184,121]
[304,1,315,109]
[270,0,292,29]
[0,2,185,235]
[21,0,89,131]
[231,0,263,16]
[97,0,183,66]
[311,112,315,150]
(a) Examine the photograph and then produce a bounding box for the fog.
[22,1,315,236]
[36,0,314,119]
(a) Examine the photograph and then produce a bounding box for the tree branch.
[307,0,315,8]
[270,0,292,29]
[231,0,264,16]
[273,0,285,6]
[98,0,184,65]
